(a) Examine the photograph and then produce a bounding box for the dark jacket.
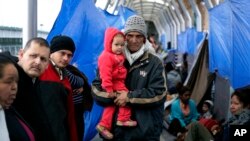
[92,51,167,141]
[220,109,250,141]
[13,63,70,141]
[39,63,78,141]
[5,107,35,141]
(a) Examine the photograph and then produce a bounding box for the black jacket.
[5,107,35,141]
[92,51,167,141]
[13,65,69,141]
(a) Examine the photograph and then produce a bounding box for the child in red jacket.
[96,27,137,139]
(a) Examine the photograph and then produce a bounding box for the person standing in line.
[96,27,137,140]
[6,38,51,141]
[92,15,167,141]
[0,54,19,141]
[39,35,78,141]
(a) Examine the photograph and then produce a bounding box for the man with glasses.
[92,15,167,141]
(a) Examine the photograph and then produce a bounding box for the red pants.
[98,105,132,130]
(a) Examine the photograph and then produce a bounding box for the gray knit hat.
[124,15,147,38]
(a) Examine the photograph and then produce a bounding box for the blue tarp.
[47,1,135,141]
[100,9,124,29]
[99,6,135,30]
[117,6,136,27]
[209,0,250,89]
[47,0,107,140]
[47,0,108,81]
[177,28,205,55]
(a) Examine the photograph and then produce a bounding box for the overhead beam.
[159,11,171,43]
[112,0,119,14]
[178,0,192,28]
[172,0,186,32]
[204,0,214,9]
[104,0,111,10]
[169,5,180,34]
[188,0,202,31]
[165,7,177,49]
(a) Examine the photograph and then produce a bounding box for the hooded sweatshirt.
[98,27,128,93]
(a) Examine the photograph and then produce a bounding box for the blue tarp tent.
[177,28,205,55]
[209,0,250,89]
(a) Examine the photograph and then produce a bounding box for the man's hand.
[114,91,129,106]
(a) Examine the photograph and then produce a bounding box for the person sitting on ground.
[168,83,199,137]
[185,88,250,141]
[217,88,250,141]
[200,100,214,119]
[198,100,221,137]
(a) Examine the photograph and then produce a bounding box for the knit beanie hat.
[50,35,75,54]
[124,15,147,38]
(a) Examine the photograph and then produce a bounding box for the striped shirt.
[65,69,84,104]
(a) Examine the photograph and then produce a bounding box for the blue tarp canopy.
[47,0,135,140]
[209,0,250,89]
[177,28,205,55]
[99,6,135,30]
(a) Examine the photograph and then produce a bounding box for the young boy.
[96,27,137,139]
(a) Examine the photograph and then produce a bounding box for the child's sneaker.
[116,120,137,127]
[96,124,113,140]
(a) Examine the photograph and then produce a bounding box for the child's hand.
[114,91,129,106]
[107,92,116,98]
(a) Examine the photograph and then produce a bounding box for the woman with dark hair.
[219,89,250,141]
[0,53,35,141]
[183,88,250,141]
[168,83,199,137]
[228,89,250,124]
